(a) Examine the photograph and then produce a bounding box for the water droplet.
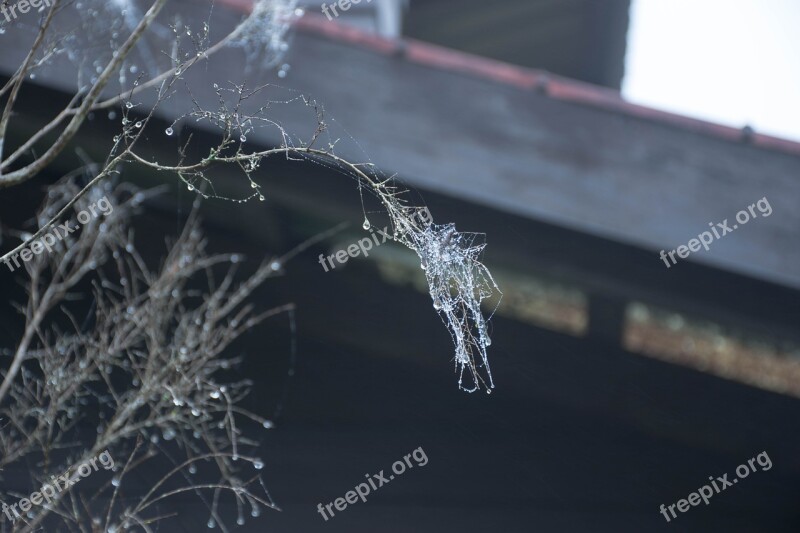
[253,459,263,470]
[108,110,117,120]
[129,65,138,74]
[187,184,195,191]
[163,428,176,440]
[258,194,265,201]
[250,181,257,188]
[111,475,121,487]
[210,390,220,399]
[277,69,287,79]
[232,453,239,461]
[134,121,142,128]
[262,420,274,429]
[269,261,281,271]
[433,300,442,310]
[362,218,371,230]
[188,464,197,474]
[486,388,492,395]
[251,506,260,517]
[165,127,173,136]
[191,408,200,417]
[213,83,219,89]
[240,134,247,142]
[237,517,245,525]
[125,102,133,109]
[207,518,215,528]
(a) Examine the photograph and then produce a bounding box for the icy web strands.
[229,0,303,72]
[390,206,500,393]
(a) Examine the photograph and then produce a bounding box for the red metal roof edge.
[219,1,800,157]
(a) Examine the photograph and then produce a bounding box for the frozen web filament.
[389,208,500,393]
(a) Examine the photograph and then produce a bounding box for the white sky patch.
[623,0,800,142]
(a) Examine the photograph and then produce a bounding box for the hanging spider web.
[388,207,500,393]
[229,0,303,72]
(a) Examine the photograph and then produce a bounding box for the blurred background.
[1,0,799,531]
